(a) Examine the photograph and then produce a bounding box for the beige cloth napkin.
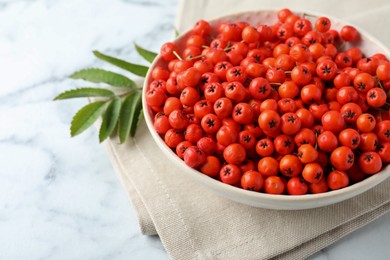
[103,0,390,259]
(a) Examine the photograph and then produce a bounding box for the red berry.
[184,146,207,168]
[340,25,359,42]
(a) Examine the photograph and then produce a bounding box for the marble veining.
[0,0,389,259]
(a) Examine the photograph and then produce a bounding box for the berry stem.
[188,54,206,60]
[337,41,346,52]
[375,77,385,89]
[303,12,318,19]
[172,50,182,60]
[373,107,388,112]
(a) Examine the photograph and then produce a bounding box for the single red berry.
[338,128,361,149]
[176,141,193,159]
[197,137,217,156]
[146,88,167,107]
[213,97,233,119]
[180,87,200,107]
[258,110,281,132]
[249,77,271,100]
[375,120,390,142]
[160,42,178,61]
[201,113,221,134]
[376,62,390,81]
[302,163,323,184]
[168,109,189,130]
[192,19,211,37]
[340,25,359,42]
[164,129,184,148]
[264,176,285,194]
[153,114,171,134]
[287,177,308,195]
[232,103,254,124]
[377,141,390,163]
[223,143,246,165]
[291,65,312,86]
[280,112,301,135]
[241,170,264,191]
[366,88,387,108]
[358,152,382,174]
[242,25,260,43]
[200,156,220,177]
[322,110,345,133]
[225,81,246,102]
[184,124,203,143]
[274,134,295,155]
[279,154,302,177]
[330,146,354,171]
[316,60,338,81]
[220,164,241,185]
[315,17,331,33]
[183,146,207,168]
[327,170,349,190]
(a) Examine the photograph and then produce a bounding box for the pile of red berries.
[145,9,390,195]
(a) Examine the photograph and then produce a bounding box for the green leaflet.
[130,100,143,137]
[54,87,114,100]
[70,68,136,88]
[132,109,144,137]
[134,43,157,63]
[70,101,107,137]
[118,91,142,143]
[99,97,121,142]
[93,50,148,77]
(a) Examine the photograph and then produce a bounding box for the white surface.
[0,0,389,259]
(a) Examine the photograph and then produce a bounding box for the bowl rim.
[142,9,390,206]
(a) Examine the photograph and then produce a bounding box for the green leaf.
[70,101,107,137]
[130,100,143,137]
[118,91,142,143]
[93,50,149,77]
[70,68,136,88]
[54,87,114,100]
[174,28,180,38]
[134,42,157,63]
[99,97,121,142]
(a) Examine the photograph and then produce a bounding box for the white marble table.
[1,0,389,259]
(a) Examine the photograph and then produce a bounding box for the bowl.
[142,10,390,210]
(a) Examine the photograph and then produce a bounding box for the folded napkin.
[104,0,390,259]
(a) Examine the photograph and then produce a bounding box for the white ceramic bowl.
[142,10,390,210]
